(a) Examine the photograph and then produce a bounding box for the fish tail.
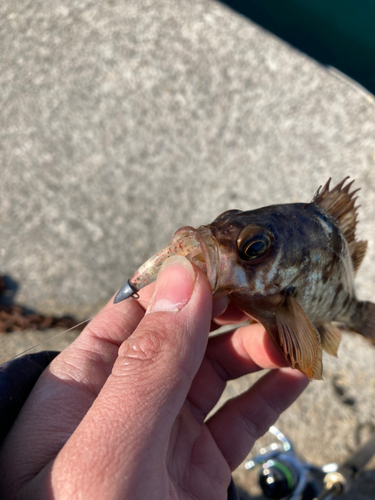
[348,300,375,343]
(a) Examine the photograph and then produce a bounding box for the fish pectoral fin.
[317,322,342,357]
[275,294,323,380]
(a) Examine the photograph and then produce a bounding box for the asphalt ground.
[1,0,375,497]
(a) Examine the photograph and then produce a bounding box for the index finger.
[186,322,288,420]
[49,286,152,388]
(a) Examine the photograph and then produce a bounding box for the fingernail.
[147,256,196,313]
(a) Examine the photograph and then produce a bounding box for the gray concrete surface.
[1,0,375,497]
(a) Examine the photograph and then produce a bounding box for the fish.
[114,177,375,380]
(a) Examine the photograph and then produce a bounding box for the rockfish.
[114,178,375,379]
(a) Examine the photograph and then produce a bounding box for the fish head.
[195,205,306,299]
[125,204,310,302]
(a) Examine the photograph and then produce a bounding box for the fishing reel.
[245,426,325,499]
[244,425,375,500]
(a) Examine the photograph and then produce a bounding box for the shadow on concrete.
[0,275,19,308]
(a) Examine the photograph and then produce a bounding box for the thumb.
[111,254,213,418]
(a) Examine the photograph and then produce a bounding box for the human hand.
[0,256,308,499]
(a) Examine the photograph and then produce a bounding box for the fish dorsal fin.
[312,177,367,272]
[350,240,368,273]
[275,293,322,380]
[317,322,341,356]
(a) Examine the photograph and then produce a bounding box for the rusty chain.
[0,275,82,334]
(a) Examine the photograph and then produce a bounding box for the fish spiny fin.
[317,322,342,356]
[350,240,367,273]
[275,294,322,380]
[312,178,367,272]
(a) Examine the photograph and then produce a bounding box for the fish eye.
[237,225,273,263]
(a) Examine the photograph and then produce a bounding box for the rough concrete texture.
[1,0,375,497]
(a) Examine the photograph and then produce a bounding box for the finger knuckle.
[117,322,173,370]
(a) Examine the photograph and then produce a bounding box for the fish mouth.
[179,225,220,292]
[114,225,219,303]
